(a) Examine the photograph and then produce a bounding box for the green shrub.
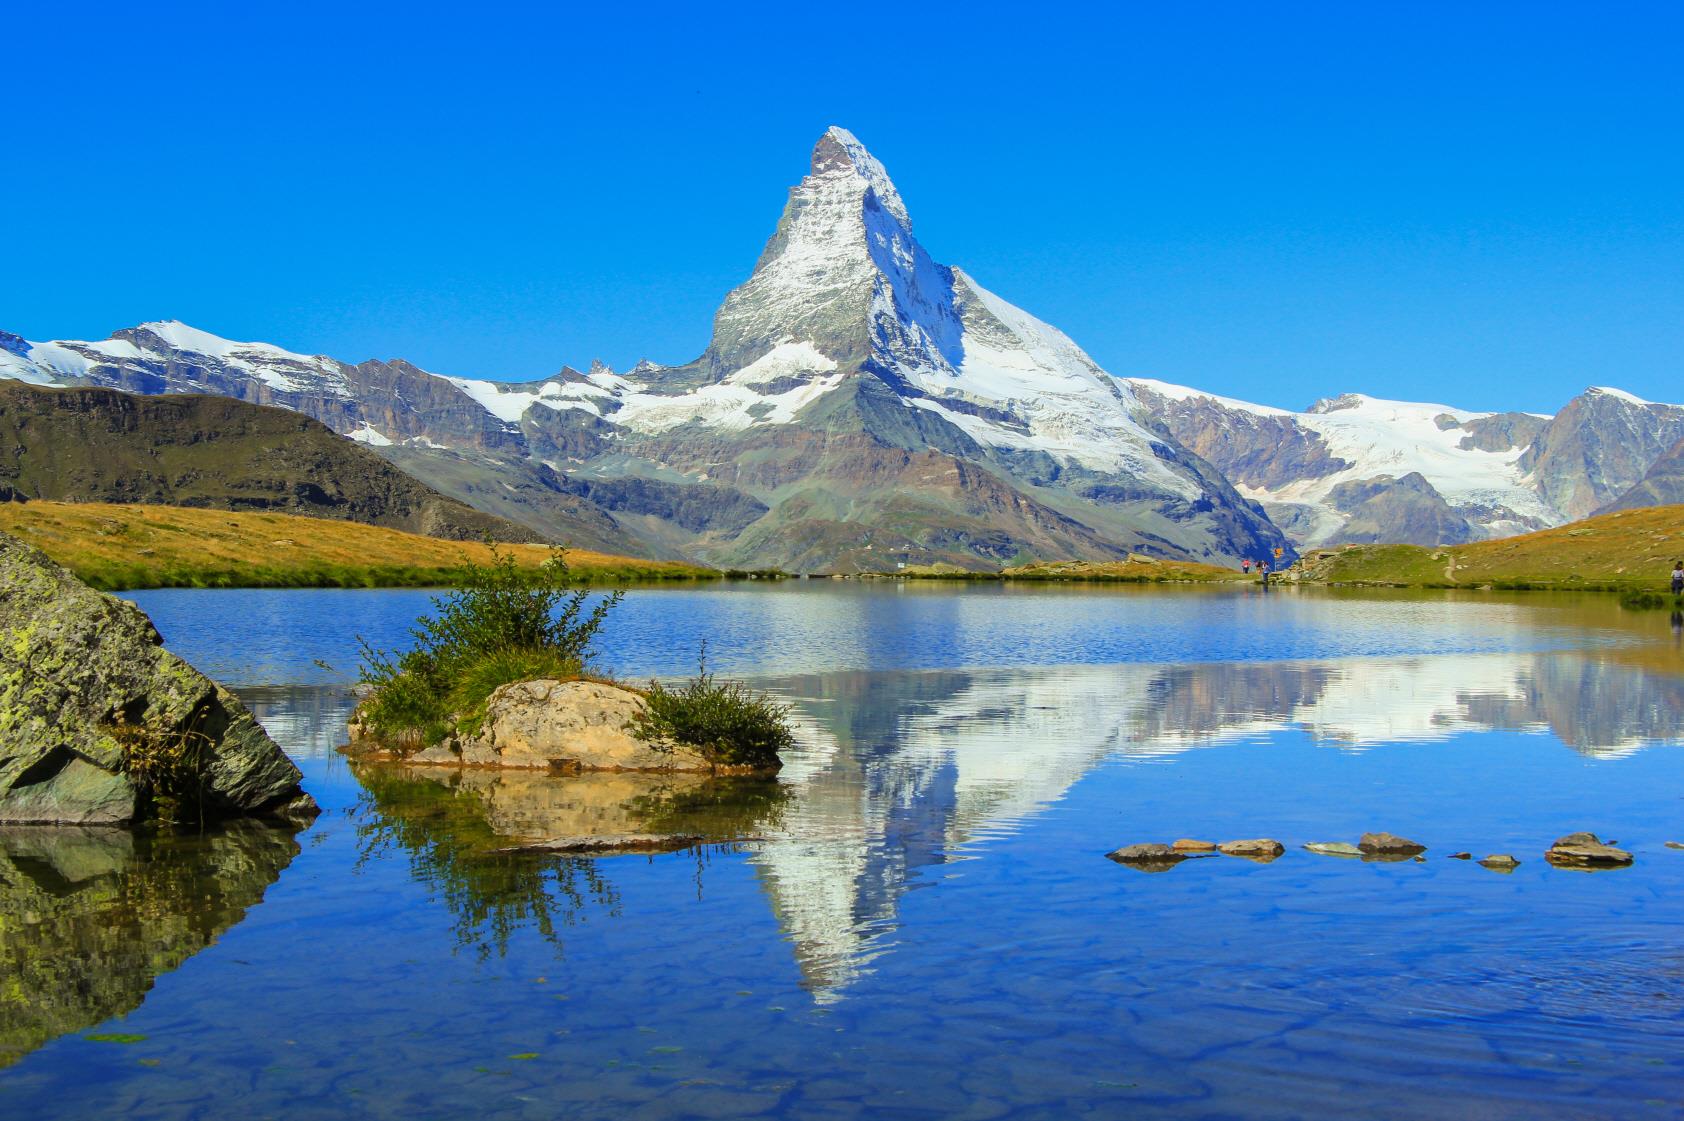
[356,543,622,746]
[631,647,794,769]
[1620,589,1684,610]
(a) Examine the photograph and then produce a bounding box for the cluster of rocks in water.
[1107,830,1643,873]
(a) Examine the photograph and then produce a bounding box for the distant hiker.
[1242,559,1252,574]
[1259,561,1270,588]
[1672,560,1683,596]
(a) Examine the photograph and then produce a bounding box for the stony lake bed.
[4,582,1684,1120]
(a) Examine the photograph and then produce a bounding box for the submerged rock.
[353,679,778,776]
[1544,832,1633,868]
[492,833,706,855]
[1449,852,1472,860]
[1304,841,1364,858]
[1217,838,1285,861]
[0,531,314,825]
[1358,832,1427,857]
[1666,841,1684,851]
[1479,854,1521,871]
[1106,843,1185,869]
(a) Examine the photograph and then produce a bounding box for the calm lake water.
[5,583,1684,1119]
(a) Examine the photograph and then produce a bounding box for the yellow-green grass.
[897,555,1249,584]
[1296,505,1684,593]
[0,501,717,590]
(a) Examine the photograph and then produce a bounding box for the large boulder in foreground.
[350,678,777,775]
[0,531,315,825]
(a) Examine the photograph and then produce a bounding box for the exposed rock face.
[0,821,302,1068]
[0,531,314,824]
[358,679,777,775]
[0,381,544,543]
[1324,472,1478,546]
[1596,433,1684,514]
[1304,841,1363,857]
[1544,831,1633,868]
[1519,389,1684,520]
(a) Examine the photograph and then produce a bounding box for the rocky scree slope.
[0,381,545,542]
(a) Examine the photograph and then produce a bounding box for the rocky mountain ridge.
[1130,380,1684,547]
[3,128,1681,559]
[0,381,559,546]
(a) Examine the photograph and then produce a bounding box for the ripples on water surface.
[3,584,1683,1120]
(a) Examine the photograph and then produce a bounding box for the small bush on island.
[631,645,795,770]
[356,544,622,747]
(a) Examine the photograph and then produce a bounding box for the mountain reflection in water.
[0,823,302,1068]
[339,649,1684,1004]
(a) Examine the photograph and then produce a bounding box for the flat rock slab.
[1171,839,1218,852]
[1304,842,1364,858]
[1358,832,1427,856]
[494,833,706,855]
[1545,832,1633,868]
[1479,854,1521,871]
[1217,839,1285,861]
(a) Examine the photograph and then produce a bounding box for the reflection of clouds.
[754,653,1684,1003]
[239,686,359,758]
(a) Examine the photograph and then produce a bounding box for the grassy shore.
[0,501,719,590]
[1291,504,1684,593]
[896,555,1249,584]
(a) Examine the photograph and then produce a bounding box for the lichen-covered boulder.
[0,531,315,825]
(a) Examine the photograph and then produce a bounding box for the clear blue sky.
[5,1,1680,413]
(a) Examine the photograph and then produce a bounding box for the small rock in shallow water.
[1304,842,1363,858]
[1449,852,1472,860]
[1105,843,1185,869]
[1666,842,1684,851]
[493,833,704,855]
[1171,839,1218,852]
[1479,854,1520,871]
[1544,832,1633,868]
[1217,839,1285,862]
[1359,832,1427,856]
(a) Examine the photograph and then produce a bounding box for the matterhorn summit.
[0,128,1297,571]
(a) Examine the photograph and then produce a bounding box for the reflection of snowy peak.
[1131,379,1684,547]
[749,652,1684,1003]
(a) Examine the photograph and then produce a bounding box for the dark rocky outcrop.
[1324,473,1477,546]
[0,381,544,543]
[0,530,315,824]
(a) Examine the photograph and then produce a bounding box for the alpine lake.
[4,581,1684,1120]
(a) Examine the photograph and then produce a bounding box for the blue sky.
[5,1,1680,413]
